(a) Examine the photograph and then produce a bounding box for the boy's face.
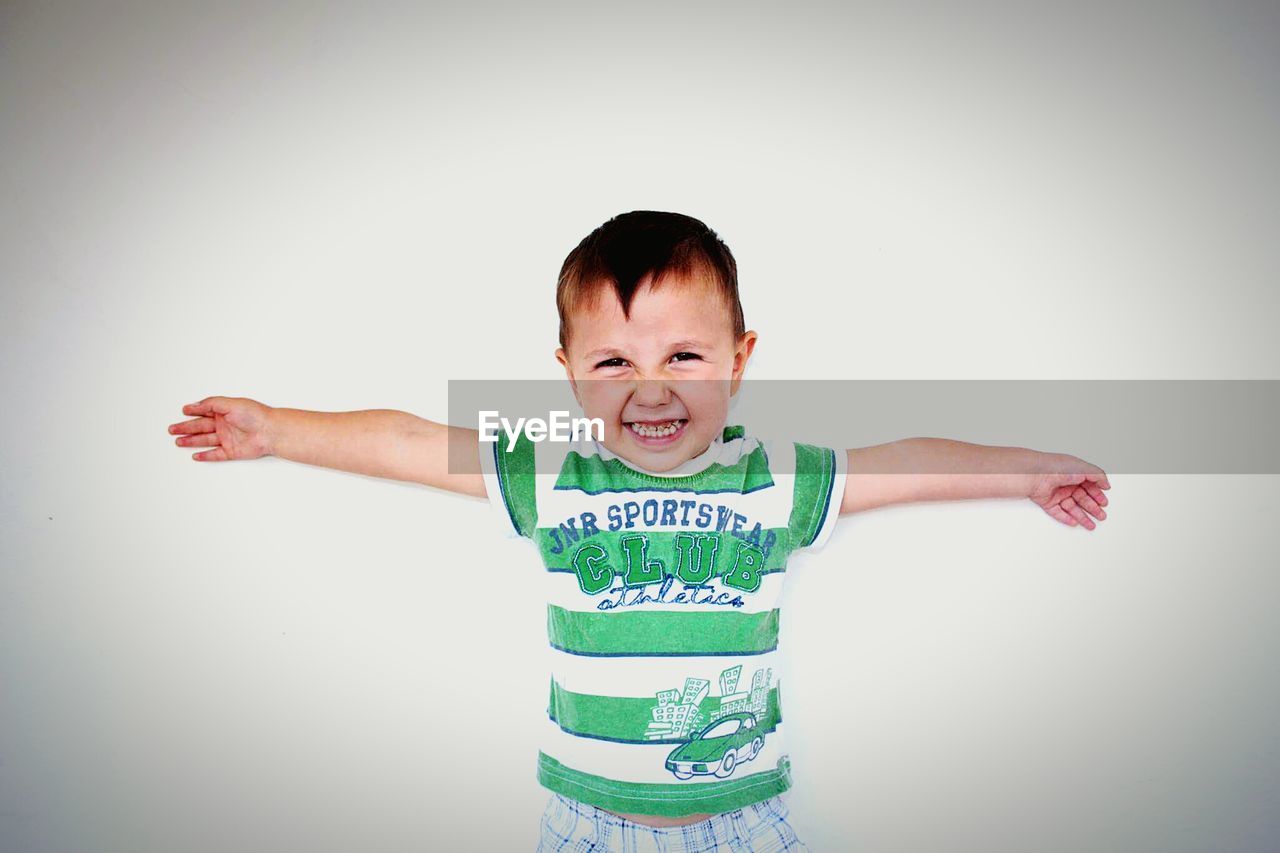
[555,275,757,473]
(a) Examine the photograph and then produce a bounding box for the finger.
[183,398,231,417]
[1061,496,1096,530]
[1072,486,1106,520]
[176,432,220,448]
[1045,504,1078,526]
[1091,471,1111,490]
[168,416,215,435]
[1082,482,1108,506]
[193,447,228,462]
[1049,484,1077,505]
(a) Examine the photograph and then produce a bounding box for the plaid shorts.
[536,792,811,852]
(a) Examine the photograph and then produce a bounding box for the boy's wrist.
[1025,449,1098,499]
[979,445,1044,500]
[262,405,282,457]
[262,407,335,464]
[1021,451,1050,498]
[261,406,316,462]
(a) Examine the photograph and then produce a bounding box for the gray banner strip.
[447,380,1280,474]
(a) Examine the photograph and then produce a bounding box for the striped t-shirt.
[478,423,847,817]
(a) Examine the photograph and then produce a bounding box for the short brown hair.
[556,211,746,351]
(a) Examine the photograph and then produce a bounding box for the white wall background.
[2,1,1278,851]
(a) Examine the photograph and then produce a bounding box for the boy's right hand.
[168,396,274,462]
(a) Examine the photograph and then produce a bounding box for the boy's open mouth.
[625,418,688,444]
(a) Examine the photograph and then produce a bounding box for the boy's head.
[554,211,757,473]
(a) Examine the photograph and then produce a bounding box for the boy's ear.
[555,347,581,404]
[729,331,758,397]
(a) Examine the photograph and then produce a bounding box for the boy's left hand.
[1028,453,1111,530]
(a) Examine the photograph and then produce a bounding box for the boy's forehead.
[568,277,734,352]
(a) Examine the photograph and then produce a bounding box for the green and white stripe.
[537,749,794,816]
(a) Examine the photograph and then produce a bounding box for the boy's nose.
[631,379,672,407]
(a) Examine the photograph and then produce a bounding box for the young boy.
[168,211,1110,851]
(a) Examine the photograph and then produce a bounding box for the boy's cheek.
[578,388,629,417]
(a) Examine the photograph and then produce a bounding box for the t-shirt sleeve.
[477,428,538,540]
[787,441,848,553]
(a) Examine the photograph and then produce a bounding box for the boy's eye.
[592,353,701,369]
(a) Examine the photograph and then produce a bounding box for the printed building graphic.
[682,677,710,706]
[718,665,742,696]
[645,665,773,740]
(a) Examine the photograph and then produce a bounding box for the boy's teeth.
[628,419,685,438]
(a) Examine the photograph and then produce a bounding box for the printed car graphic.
[664,712,765,780]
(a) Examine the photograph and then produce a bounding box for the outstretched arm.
[840,437,1110,530]
[168,396,487,498]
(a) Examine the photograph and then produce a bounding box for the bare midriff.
[602,808,717,827]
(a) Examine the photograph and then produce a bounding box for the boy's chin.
[623,449,685,472]
[613,423,706,472]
